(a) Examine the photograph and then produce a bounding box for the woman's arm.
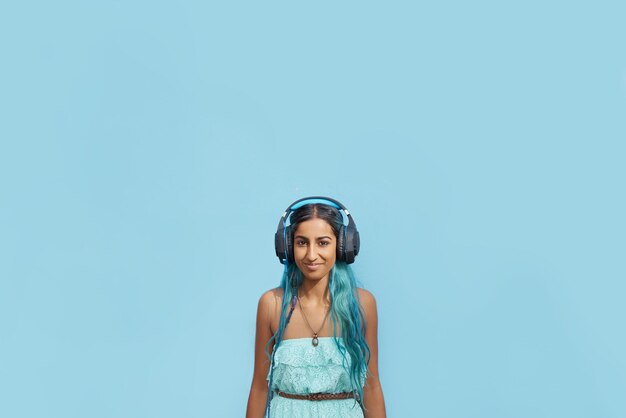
[246,290,276,418]
[359,289,387,418]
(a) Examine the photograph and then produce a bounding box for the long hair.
[264,203,371,416]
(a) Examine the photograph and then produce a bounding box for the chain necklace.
[297,292,331,347]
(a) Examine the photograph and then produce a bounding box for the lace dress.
[266,337,365,418]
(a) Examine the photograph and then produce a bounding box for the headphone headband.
[290,198,340,210]
[279,196,350,225]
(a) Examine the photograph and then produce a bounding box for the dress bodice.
[266,337,365,394]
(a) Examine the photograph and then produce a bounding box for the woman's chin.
[297,268,325,281]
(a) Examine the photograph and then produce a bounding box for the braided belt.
[275,390,356,401]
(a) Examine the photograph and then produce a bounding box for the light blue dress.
[266,337,365,418]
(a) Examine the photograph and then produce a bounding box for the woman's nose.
[306,246,318,260]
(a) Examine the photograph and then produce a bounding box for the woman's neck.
[298,277,331,307]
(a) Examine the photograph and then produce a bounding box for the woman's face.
[293,217,337,282]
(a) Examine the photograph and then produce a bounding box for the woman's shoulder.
[356,287,378,313]
[356,287,376,303]
[258,288,283,333]
[258,287,284,310]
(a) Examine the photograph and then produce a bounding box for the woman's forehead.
[293,218,335,236]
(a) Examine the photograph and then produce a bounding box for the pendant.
[312,333,319,347]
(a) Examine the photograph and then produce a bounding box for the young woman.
[246,197,386,418]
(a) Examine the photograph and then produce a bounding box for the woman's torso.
[266,336,365,417]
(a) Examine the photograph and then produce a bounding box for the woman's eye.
[319,241,330,246]
[296,240,307,246]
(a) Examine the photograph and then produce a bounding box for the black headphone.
[274,196,360,265]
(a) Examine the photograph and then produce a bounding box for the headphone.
[274,196,360,265]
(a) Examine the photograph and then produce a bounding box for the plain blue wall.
[1,1,625,417]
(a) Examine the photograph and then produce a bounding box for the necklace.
[297,293,331,347]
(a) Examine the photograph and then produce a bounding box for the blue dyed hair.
[264,204,371,416]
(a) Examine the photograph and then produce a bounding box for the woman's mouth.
[304,263,323,271]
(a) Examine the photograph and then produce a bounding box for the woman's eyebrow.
[294,235,333,240]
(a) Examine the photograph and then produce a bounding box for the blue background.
[1,1,625,417]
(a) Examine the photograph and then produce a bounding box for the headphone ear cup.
[336,225,346,262]
[342,224,359,264]
[275,227,287,264]
[285,226,294,263]
[353,230,360,257]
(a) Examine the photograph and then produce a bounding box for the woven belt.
[275,390,356,401]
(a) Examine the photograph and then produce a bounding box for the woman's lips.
[304,263,322,271]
